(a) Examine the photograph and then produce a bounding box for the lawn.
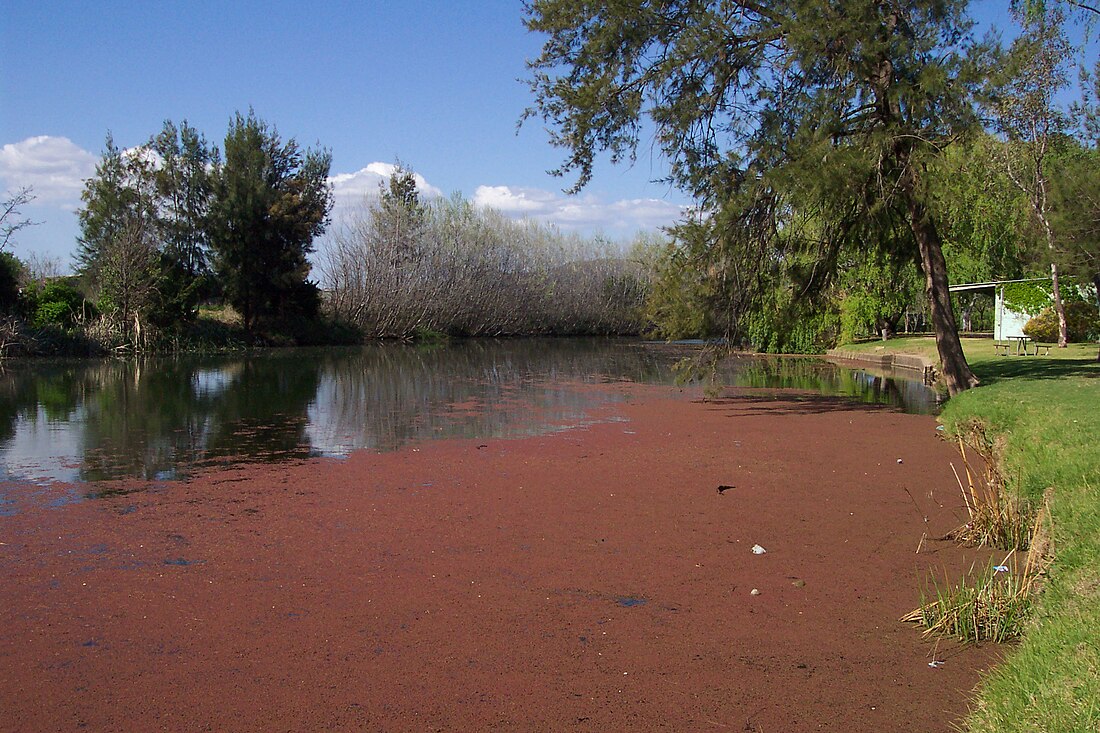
[852,336,1100,733]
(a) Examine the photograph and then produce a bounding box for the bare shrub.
[320,195,654,338]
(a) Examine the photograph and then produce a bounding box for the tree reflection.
[0,341,936,486]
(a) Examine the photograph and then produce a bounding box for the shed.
[948,278,1049,340]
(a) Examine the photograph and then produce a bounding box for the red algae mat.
[0,384,1002,732]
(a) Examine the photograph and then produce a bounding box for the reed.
[904,421,1056,643]
[902,555,1034,643]
[946,421,1034,551]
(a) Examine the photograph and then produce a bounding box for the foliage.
[1003,277,1088,316]
[1050,145,1100,291]
[27,280,90,328]
[1024,301,1100,342]
[0,252,24,314]
[1002,280,1054,315]
[837,252,923,343]
[523,0,986,393]
[149,119,218,286]
[208,110,332,333]
[643,249,712,340]
[932,134,1031,284]
[77,134,163,343]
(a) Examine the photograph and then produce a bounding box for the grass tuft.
[904,556,1034,643]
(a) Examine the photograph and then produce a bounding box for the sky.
[0,0,1090,270]
[1,1,691,269]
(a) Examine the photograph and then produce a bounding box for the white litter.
[751,544,767,555]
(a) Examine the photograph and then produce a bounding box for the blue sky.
[2,1,688,267]
[0,1,1090,269]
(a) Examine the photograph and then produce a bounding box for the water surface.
[0,339,937,487]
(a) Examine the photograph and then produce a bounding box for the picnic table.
[995,336,1050,356]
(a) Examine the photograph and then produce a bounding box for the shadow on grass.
[972,356,1100,385]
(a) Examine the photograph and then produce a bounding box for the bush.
[0,252,24,314]
[28,281,91,329]
[1023,301,1100,343]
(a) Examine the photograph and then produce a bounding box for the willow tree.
[524,0,985,394]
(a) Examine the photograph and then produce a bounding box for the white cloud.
[329,163,444,203]
[473,184,688,234]
[0,136,97,205]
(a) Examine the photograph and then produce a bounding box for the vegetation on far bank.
[0,117,659,357]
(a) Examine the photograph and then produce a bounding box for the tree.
[78,134,162,343]
[525,0,986,394]
[1,186,38,251]
[375,163,426,265]
[0,252,25,315]
[1050,145,1100,358]
[838,250,924,342]
[149,120,218,286]
[208,111,332,333]
[993,3,1075,346]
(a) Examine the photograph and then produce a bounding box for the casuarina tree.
[524,0,987,394]
[209,111,332,333]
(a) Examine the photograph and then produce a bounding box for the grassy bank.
[846,336,1099,732]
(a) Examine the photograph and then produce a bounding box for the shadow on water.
[0,340,939,489]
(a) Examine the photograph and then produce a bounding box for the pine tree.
[208,111,332,333]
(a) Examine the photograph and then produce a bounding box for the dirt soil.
[0,384,1003,732]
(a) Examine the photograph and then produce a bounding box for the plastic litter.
[928,661,944,669]
[993,565,1009,573]
[750,588,761,596]
[751,544,767,555]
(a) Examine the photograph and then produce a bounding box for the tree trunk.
[900,166,980,395]
[1039,211,1069,347]
[961,295,975,333]
[1094,272,1100,362]
[1050,260,1068,347]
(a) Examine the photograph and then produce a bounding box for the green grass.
[841,334,1098,366]
[863,336,1100,733]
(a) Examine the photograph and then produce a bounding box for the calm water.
[0,339,938,487]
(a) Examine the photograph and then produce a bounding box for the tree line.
[3,1,1099,374]
[1,111,336,354]
[1,115,658,355]
[524,0,1100,392]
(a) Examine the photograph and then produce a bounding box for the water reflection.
[0,340,938,485]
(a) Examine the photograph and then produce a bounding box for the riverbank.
[1,381,998,732]
[839,336,1100,733]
